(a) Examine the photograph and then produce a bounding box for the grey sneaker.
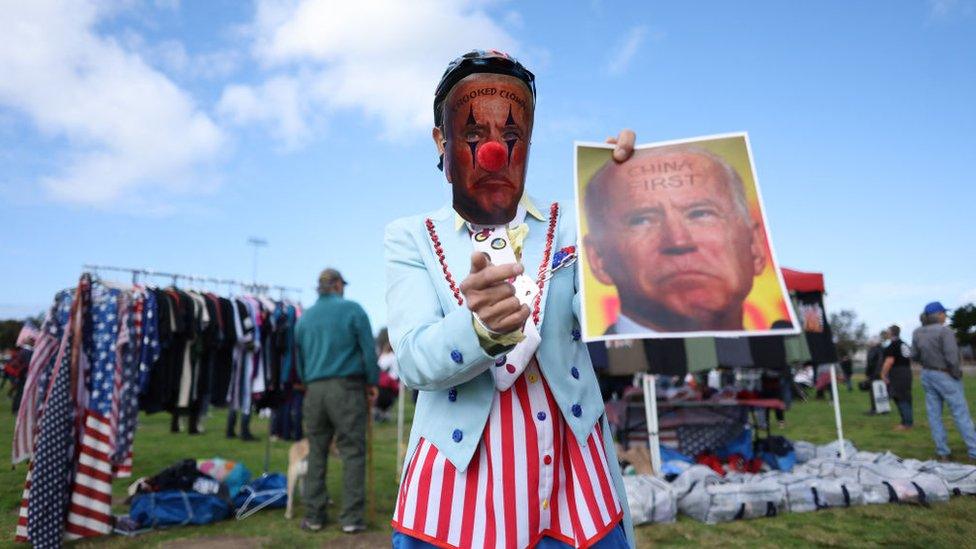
[341,524,367,534]
[300,518,323,532]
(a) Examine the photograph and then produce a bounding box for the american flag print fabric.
[66,283,121,539]
[392,362,623,549]
[24,328,76,547]
[136,288,161,395]
[11,329,57,465]
[12,290,73,464]
[112,291,139,466]
[14,470,32,542]
[65,410,115,539]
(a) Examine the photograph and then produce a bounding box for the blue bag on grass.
[758,436,796,472]
[129,490,230,528]
[762,450,796,472]
[661,445,694,464]
[233,473,288,519]
[716,426,754,460]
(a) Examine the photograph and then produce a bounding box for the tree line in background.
[950,304,976,354]
[0,320,24,351]
[2,305,975,356]
[829,303,976,359]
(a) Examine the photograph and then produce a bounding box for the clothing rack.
[82,263,303,296]
[84,263,303,473]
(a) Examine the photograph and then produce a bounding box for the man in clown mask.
[385,50,636,548]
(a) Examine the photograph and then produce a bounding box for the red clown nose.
[476,141,507,172]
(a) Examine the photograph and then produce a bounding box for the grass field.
[1,376,975,548]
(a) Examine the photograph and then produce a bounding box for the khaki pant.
[303,376,367,526]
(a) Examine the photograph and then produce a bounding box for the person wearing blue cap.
[912,301,976,461]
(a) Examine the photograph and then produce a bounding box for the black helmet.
[433,49,536,128]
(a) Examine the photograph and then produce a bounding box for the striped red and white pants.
[393,362,622,549]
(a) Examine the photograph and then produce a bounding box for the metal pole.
[81,263,301,294]
[829,364,846,459]
[245,238,271,470]
[642,374,662,476]
[247,237,268,284]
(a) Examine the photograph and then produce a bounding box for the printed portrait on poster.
[574,133,799,340]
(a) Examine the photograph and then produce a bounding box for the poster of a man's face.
[575,133,798,340]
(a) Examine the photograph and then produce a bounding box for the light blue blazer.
[385,196,634,546]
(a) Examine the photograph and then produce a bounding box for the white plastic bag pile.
[631,440,976,525]
[623,475,678,524]
[794,450,952,506]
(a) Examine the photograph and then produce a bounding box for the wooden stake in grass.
[367,399,375,527]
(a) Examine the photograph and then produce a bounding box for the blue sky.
[2,0,974,337]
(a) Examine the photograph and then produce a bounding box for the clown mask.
[435,74,534,225]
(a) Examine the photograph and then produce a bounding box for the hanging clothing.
[748,335,787,370]
[643,339,687,376]
[793,291,839,364]
[12,289,73,464]
[209,296,238,406]
[684,337,718,373]
[14,272,303,544]
[783,332,812,365]
[18,278,87,544]
[714,337,754,368]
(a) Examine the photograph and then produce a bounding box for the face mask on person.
[434,74,534,225]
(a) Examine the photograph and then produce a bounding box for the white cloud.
[153,0,180,10]
[0,1,224,207]
[960,288,976,304]
[503,11,524,29]
[219,0,521,143]
[217,76,312,149]
[929,0,958,18]
[138,39,243,80]
[928,0,975,19]
[607,25,647,76]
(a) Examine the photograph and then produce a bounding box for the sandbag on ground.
[794,439,857,464]
[727,472,865,513]
[767,474,864,513]
[624,475,677,524]
[678,476,786,524]
[862,475,952,505]
[918,462,976,495]
[797,459,950,505]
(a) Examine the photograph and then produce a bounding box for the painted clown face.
[436,74,534,225]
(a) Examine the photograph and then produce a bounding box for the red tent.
[782,268,825,293]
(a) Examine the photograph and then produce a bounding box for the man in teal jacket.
[295,268,378,533]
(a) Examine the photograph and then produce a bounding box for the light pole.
[247,237,268,284]
[247,236,272,472]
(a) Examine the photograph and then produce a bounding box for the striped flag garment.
[114,453,134,478]
[16,291,77,544]
[65,410,115,539]
[11,329,58,464]
[111,291,140,470]
[393,361,622,549]
[109,287,136,480]
[12,290,74,464]
[14,470,32,542]
[65,283,120,540]
[24,326,77,547]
